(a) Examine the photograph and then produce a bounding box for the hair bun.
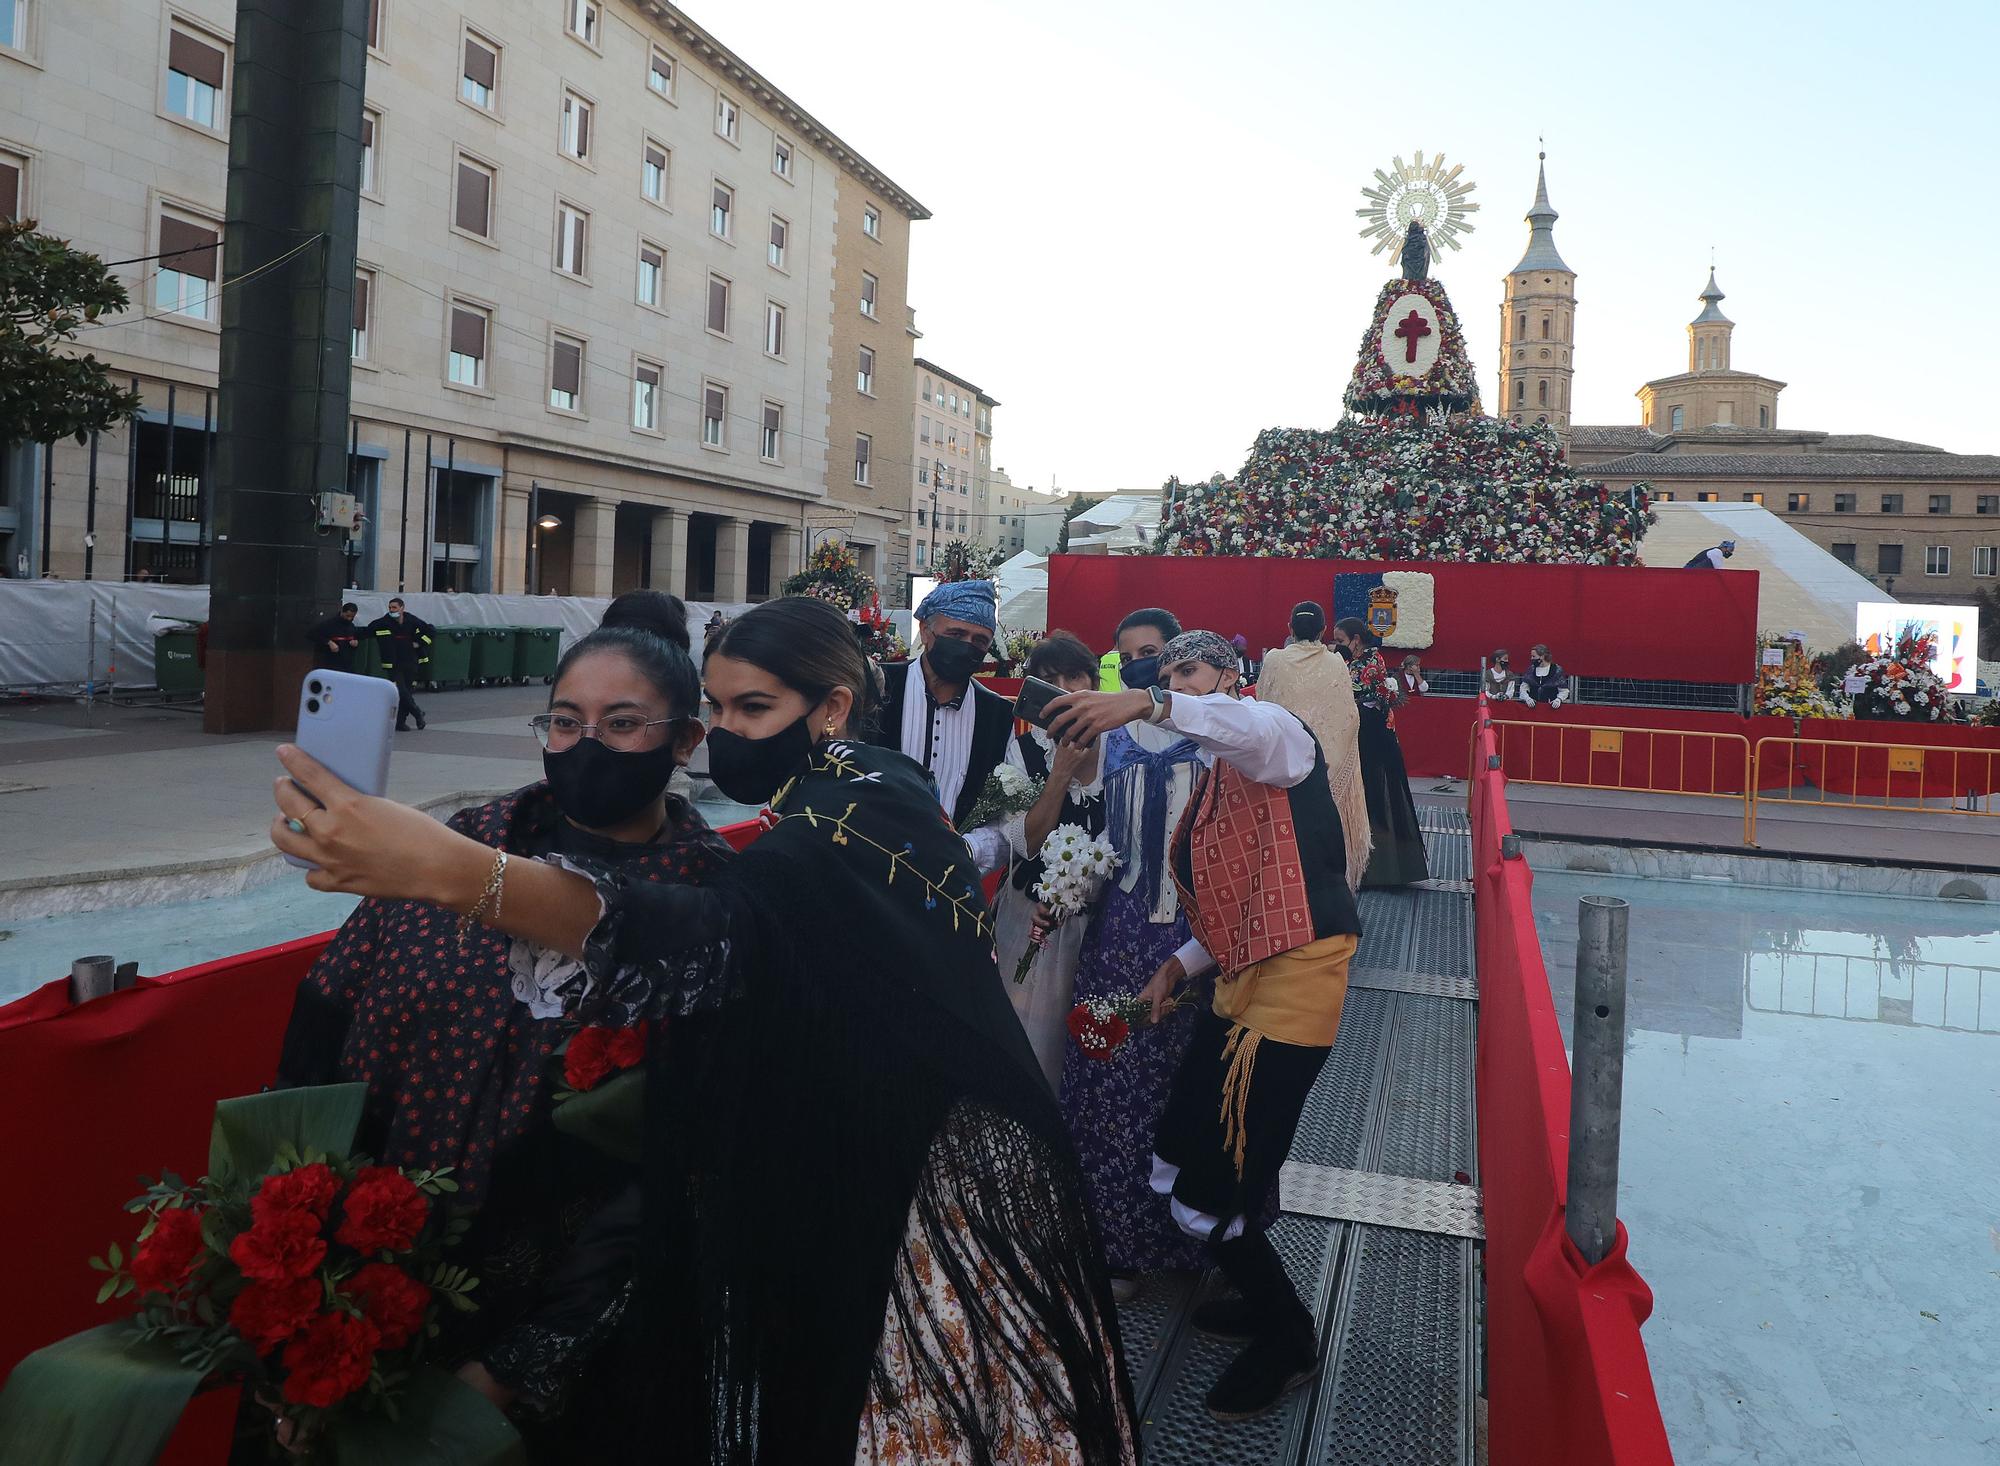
[601,590,690,652]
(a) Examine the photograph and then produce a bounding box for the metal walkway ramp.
[1126,806,1482,1464]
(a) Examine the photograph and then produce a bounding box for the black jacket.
[308,615,361,672]
[367,611,435,670]
[868,658,1016,828]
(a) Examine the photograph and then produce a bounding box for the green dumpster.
[354,634,386,681]
[512,626,560,684]
[424,627,476,690]
[154,628,204,697]
[470,627,517,686]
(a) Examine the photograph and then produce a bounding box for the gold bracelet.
[457,849,508,947]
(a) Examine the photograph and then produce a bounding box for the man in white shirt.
[1045,628,1360,1423]
[1684,539,1736,569]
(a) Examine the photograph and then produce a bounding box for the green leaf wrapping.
[0,1323,205,1466]
[549,1067,644,1164]
[327,1367,527,1466]
[208,1082,369,1183]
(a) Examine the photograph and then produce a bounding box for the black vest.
[866,659,1016,828]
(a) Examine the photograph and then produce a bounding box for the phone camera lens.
[308,681,323,695]
[305,698,321,715]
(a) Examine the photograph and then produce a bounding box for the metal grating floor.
[1123,821,1481,1464]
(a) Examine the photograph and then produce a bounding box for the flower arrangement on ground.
[782,539,876,613]
[1846,626,1948,721]
[1019,825,1120,982]
[934,538,1002,583]
[961,760,1043,832]
[1754,631,1840,720]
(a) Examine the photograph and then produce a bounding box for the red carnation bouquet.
[547,1022,652,1167]
[1067,993,1186,1062]
[555,1020,651,1097]
[0,1085,519,1463]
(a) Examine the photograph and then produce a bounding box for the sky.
[731,0,2000,500]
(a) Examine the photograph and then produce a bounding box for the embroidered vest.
[1171,737,1361,978]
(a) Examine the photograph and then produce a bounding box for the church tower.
[1688,268,1732,373]
[1497,152,1576,432]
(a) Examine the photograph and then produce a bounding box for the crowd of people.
[265,580,1451,1461]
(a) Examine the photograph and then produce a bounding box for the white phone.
[284,669,400,870]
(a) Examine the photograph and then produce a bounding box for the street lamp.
[528,477,562,596]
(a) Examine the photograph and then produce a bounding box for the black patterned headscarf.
[1161,629,1238,672]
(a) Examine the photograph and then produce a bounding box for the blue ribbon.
[1102,727,1202,914]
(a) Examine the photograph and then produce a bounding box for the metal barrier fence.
[1477,716,1755,845]
[1749,736,2000,844]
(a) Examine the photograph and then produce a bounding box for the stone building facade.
[0,0,926,600]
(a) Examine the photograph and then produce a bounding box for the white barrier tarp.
[0,584,752,690]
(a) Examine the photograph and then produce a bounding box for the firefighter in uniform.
[307,603,361,673]
[367,597,433,731]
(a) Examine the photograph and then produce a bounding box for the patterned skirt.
[1060,885,1210,1275]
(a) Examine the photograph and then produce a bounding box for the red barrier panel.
[1470,701,1676,1465]
[1045,554,1760,683]
[1754,717,2000,798]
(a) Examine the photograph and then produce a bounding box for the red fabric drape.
[1470,703,1676,1466]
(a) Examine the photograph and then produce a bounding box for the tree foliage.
[1055,496,1104,554]
[1,218,144,446]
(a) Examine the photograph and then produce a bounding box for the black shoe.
[415,712,427,730]
[1204,1335,1319,1422]
[396,723,410,732]
[1190,1294,1259,1342]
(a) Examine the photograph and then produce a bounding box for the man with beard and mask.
[368,596,435,732]
[870,577,1016,831]
[1044,629,1361,1423]
[274,589,731,1459]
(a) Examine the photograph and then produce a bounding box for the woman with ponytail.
[273,589,731,1455]
[270,595,1137,1464]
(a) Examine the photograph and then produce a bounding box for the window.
[1695,492,1720,503]
[647,46,675,98]
[1742,492,1764,504]
[350,269,372,360]
[633,359,661,431]
[154,211,220,321]
[918,463,929,486]
[454,155,493,237]
[1787,493,1810,512]
[0,149,24,220]
[916,543,927,569]
[1929,494,1952,515]
[1669,406,1685,432]
[1835,493,1856,513]
[634,141,669,207]
[702,382,727,448]
[1880,494,1903,514]
[447,302,488,388]
[549,334,583,412]
[1537,380,1548,407]
[565,0,598,47]
[1514,380,1524,406]
[554,202,588,277]
[854,434,871,485]
[461,32,498,110]
[861,271,878,317]
[710,181,732,239]
[920,416,931,444]
[922,375,932,402]
[637,242,664,308]
[706,274,729,335]
[1979,496,2000,515]
[761,402,782,462]
[1877,544,1903,577]
[166,25,227,131]
[1653,491,1676,502]
[773,138,792,180]
[857,346,875,395]
[1925,546,1950,576]
[1515,312,1526,337]
[360,110,379,196]
[1759,407,1769,428]
[863,203,881,239]
[1,0,24,52]
[715,94,739,142]
[763,300,785,358]
[1831,542,1857,566]
[1976,546,1997,578]
[1540,316,1550,339]
[768,215,787,269]
[365,0,382,51]
[560,90,592,162]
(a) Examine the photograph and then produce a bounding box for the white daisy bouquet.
[1016,824,1121,983]
[962,760,1042,831]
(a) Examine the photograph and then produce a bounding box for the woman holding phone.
[274,591,729,1455]
[271,595,1136,1464]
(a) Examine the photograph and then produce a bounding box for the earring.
[823,716,837,737]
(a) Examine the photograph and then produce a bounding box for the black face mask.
[543,732,682,830]
[705,716,814,806]
[925,636,985,684]
[1119,654,1162,691]
[1335,642,1355,661]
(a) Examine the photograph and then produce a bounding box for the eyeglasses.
[530,713,680,752]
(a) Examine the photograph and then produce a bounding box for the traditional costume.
[502,740,1137,1463]
[1256,637,1372,891]
[1518,654,1568,707]
[869,579,1015,829]
[1346,644,1430,887]
[1144,632,1362,1418]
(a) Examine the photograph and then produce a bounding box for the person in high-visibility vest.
[368,597,434,731]
[1098,648,1121,692]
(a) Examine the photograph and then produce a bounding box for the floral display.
[1016,824,1121,983]
[1065,990,1183,1062]
[558,1021,651,1095]
[79,1092,481,1456]
[1845,626,1949,721]
[1155,416,1653,564]
[782,539,876,613]
[1342,275,1480,416]
[1379,570,1435,649]
[933,538,1003,583]
[1754,632,1840,721]
[961,760,1044,833]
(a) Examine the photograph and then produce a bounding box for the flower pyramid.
[1156,233,1654,564]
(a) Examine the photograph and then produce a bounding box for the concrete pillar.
[571,497,617,597]
[769,525,802,588]
[497,479,530,595]
[649,508,686,597]
[714,517,750,603]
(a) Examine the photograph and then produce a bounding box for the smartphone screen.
[1013,676,1066,730]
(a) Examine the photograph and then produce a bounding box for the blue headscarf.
[915,578,997,632]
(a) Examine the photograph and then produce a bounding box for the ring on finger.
[285,816,308,835]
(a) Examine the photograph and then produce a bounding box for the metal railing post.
[1566,895,1629,1266]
